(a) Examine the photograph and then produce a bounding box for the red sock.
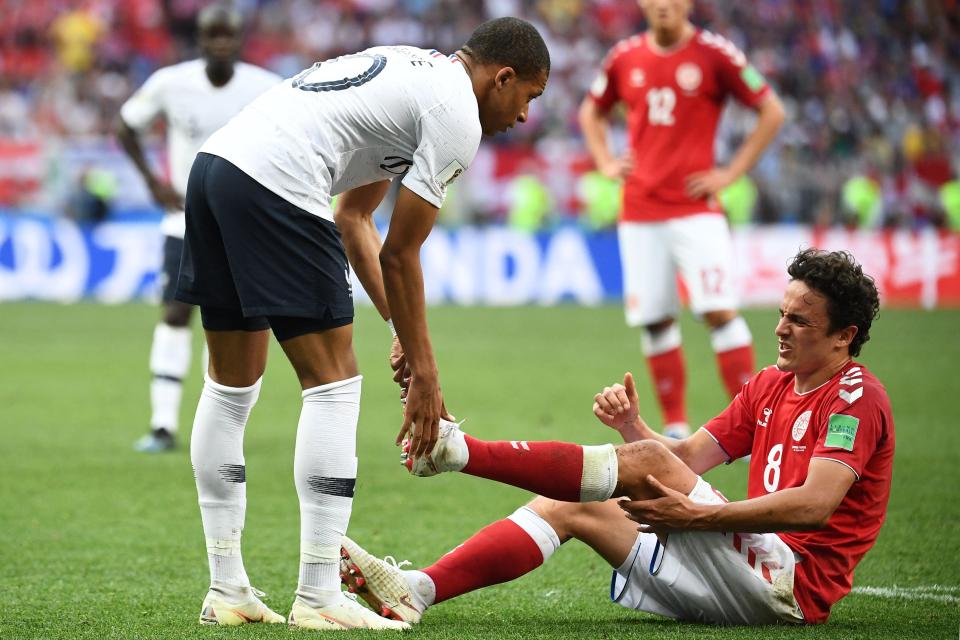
[647,347,687,425]
[423,519,544,604]
[462,435,583,502]
[716,344,755,397]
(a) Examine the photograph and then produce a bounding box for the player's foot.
[287,592,410,630]
[340,537,428,624]
[198,585,285,626]
[134,428,176,453]
[662,422,690,439]
[401,418,468,477]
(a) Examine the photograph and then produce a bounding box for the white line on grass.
[852,585,960,603]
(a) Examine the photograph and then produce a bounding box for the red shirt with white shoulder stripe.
[587,30,770,221]
[702,363,895,623]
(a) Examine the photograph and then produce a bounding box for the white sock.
[710,316,752,352]
[191,374,261,589]
[580,444,618,502]
[149,323,192,432]
[400,570,437,611]
[295,375,362,606]
[640,322,682,356]
[507,506,562,562]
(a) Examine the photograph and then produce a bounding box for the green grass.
[1,303,958,639]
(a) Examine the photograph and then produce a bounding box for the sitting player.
[341,248,893,625]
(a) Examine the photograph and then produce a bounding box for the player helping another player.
[578,0,786,437]
[175,18,550,629]
[342,249,893,626]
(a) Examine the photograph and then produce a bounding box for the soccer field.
[1,303,958,639]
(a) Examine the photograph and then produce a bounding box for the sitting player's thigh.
[617,221,679,327]
[668,213,738,316]
[612,478,803,625]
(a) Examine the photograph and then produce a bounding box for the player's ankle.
[295,585,344,608]
[402,570,436,610]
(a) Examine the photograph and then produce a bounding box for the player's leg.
[618,222,688,436]
[671,213,754,398]
[135,236,195,453]
[176,152,283,625]
[405,421,698,503]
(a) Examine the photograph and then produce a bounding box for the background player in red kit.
[341,249,893,626]
[579,0,786,438]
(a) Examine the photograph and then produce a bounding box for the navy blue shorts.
[160,235,184,304]
[175,152,354,329]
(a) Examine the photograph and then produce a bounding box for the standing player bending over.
[579,0,786,438]
[175,18,550,630]
[117,4,280,453]
[342,249,893,626]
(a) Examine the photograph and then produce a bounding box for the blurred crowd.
[0,0,958,228]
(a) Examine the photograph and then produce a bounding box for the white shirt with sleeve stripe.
[120,59,282,237]
[200,46,482,222]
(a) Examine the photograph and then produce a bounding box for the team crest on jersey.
[629,69,645,87]
[676,63,702,92]
[757,407,772,428]
[791,410,811,442]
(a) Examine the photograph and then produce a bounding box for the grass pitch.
[1,303,958,639]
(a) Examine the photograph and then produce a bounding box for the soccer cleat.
[400,418,468,477]
[134,428,176,453]
[662,422,691,440]
[340,537,424,624]
[198,586,285,626]
[287,592,410,630]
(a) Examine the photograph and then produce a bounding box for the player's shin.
[422,506,561,604]
[294,376,362,607]
[710,316,755,397]
[150,323,192,432]
[642,325,689,433]
[191,375,262,590]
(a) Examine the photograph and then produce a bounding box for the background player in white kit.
[579,0,786,438]
[174,18,550,629]
[116,4,280,453]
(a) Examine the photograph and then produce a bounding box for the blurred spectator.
[0,0,956,227]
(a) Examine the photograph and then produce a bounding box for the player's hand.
[598,153,633,180]
[396,373,444,458]
[593,372,642,433]
[389,336,411,390]
[685,167,735,199]
[617,475,711,532]
[149,180,185,211]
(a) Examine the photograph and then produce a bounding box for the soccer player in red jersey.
[341,249,893,625]
[578,0,786,438]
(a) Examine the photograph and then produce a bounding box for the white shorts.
[611,477,804,625]
[618,214,738,327]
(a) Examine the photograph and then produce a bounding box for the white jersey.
[120,59,281,237]
[201,46,482,222]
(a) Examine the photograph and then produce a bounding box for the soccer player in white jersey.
[116,4,280,454]
[173,18,550,629]
[342,249,893,627]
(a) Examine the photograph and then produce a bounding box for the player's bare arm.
[620,457,855,533]
[685,91,785,199]
[577,98,633,180]
[593,372,729,475]
[114,117,184,210]
[334,180,392,320]
[381,185,451,457]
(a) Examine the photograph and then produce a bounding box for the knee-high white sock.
[295,375,362,605]
[150,323,192,432]
[191,374,261,589]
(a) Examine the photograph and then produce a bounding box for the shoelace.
[250,586,267,599]
[382,555,412,570]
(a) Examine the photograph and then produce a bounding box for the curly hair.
[787,248,880,357]
[463,17,551,79]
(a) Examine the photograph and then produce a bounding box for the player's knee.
[616,440,671,488]
[643,318,675,334]
[163,301,193,327]
[703,310,738,329]
[526,496,591,542]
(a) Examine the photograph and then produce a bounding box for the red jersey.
[702,363,894,624]
[588,30,770,221]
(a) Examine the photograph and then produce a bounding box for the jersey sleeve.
[703,32,770,109]
[586,46,622,114]
[120,69,167,130]
[812,376,890,479]
[701,368,765,461]
[401,99,481,208]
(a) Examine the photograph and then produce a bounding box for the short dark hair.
[787,248,880,357]
[463,17,550,79]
